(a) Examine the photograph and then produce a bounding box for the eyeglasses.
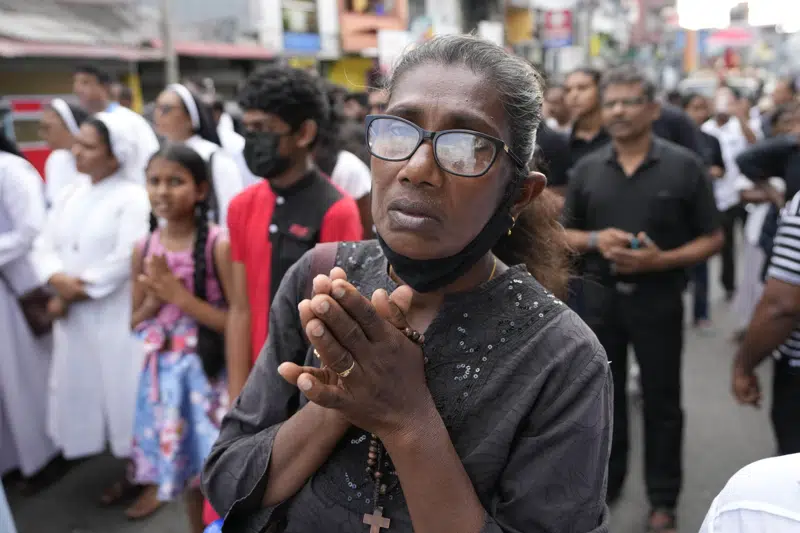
[365,114,525,178]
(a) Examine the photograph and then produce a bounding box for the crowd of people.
[0,33,799,533]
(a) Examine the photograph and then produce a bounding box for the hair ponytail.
[192,199,224,378]
[492,188,571,300]
[148,213,159,233]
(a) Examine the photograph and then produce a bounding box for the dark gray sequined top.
[203,241,612,533]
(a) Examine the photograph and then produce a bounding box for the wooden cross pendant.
[363,507,391,533]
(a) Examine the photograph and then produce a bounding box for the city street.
[6,259,777,533]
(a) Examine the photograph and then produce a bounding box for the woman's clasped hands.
[278,267,434,441]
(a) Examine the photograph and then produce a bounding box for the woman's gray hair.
[387,34,544,179]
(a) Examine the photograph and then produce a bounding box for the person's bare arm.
[130,244,159,328]
[174,286,228,332]
[565,228,634,255]
[655,230,724,270]
[225,261,252,401]
[260,395,350,507]
[162,237,234,333]
[736,278,800,374]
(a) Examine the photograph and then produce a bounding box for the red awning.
[0,37,274,61]
[707,28,756,48]
[0,38,162,61]
[149,39,274,60]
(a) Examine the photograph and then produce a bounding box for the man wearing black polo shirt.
[563,67,704,173]
[563,65,723,533]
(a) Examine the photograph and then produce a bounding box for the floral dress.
[130,227,228,501]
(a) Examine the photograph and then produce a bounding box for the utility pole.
[161,0,180,85]
[582,0,595,64]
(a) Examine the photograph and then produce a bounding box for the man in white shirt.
[699,454,800,533]
[702,86,759,300]
[73,66,160,183]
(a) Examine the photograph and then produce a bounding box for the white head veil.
[93,111,142,182]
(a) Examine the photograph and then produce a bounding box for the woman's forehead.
[159,90,182,104]
[78,123,102,146]
[42,108,62,123]
[389,63,507,136]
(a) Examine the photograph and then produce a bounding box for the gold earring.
[508,216,517,236]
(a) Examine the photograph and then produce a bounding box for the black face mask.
[377,176,522,293]
[243,131,293,179]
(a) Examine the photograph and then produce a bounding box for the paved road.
[6,258,777,533]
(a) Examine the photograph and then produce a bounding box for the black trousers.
[720,205,745,294]
[771,358,800,455]
[585,284,684,509]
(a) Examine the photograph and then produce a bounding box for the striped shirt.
[767,191,800,360]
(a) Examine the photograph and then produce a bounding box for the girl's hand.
[292,279,432,441]
[138,254,187,305]
[142,292,163,313]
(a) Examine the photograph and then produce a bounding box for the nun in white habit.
[152,84,244,226]
[0,132,57,478]
[38,98,89,208]
[34,111,150,460]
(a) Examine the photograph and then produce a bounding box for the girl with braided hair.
[127,143,233,530]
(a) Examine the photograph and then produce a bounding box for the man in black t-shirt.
[561,67,705,174]
[563,65,723,533]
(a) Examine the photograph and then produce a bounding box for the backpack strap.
[139,233,153,270]
[304,242,339,300]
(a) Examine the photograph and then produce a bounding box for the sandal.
[125,484,164,520]
[100,478,138,506]
[647,508,677,533]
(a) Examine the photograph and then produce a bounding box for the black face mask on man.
[243,131,293,179]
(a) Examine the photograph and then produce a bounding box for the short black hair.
[117,85,133,101]
[681,91,705,110]
[566,67,602,86]
[344,91,367,105]
[238,63,329,135]
[778,77,798,95]
[75,65,113,86]
[771,102,800,129]
[599,64,656,102]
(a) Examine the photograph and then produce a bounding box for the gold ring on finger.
[336,360,356,378]
[314,349,321,359]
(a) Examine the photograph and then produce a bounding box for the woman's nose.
[397,142,441,187]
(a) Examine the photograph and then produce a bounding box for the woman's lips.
[387,208,440,231]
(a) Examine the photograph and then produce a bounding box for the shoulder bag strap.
[304,242,339,300]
